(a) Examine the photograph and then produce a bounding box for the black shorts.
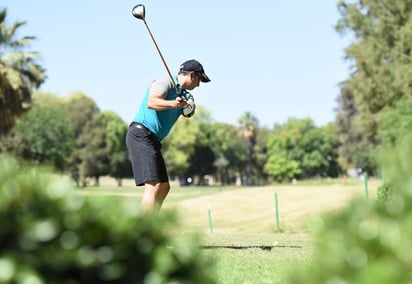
[126,122,169,186]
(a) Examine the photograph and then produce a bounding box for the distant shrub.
[288,135,412,284]
[0,154,215,284]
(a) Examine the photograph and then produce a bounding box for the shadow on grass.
[200,244,303,250]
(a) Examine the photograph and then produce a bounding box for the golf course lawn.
[81,178,380,283]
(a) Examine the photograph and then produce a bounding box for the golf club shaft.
[142,19,182,97]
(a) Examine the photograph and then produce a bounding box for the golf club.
[132,4,182,97]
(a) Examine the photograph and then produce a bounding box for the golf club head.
[132,4,145,20]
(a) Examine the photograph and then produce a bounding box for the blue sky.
[3,1,351,128]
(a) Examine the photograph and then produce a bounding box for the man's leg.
[141,181,170,211]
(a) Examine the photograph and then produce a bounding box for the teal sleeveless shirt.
[133,76,190,140]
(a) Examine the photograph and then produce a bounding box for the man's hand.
[182,94,195,118]
[175,96,187,108]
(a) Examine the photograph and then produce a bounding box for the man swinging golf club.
[126,4,211,211]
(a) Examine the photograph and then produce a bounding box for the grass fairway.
[201,233,312,284]
[80,178,380,283]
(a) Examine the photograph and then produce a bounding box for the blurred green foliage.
[288,134,412,283]
[377,182,395,202]
[0,154,215,284]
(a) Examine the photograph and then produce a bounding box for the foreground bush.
[377,181,395,202]
[0,155,215,283]
[289,135,412,284]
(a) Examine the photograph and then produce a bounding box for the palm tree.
[0,7,46,134]
[238,111,259,185]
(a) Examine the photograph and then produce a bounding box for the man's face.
[186,72,202,90]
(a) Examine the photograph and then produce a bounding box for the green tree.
[186,123,217,185]
[336,0,412,173]
[100,111,132,186]
[163,114,200,182]
[13,105,74,170]
[335,82,365,170]
[164,106,246,186]
[61,92,101,184]
[265,118,341,181]
[0,130,24,157]
[213,154,229,185]
[0,8,46,134]
[60,92,100,137]
[76,113,109,186]
[321,123,344,177]
[209,122,246,185]
[184,107,216,184]
[12,105,75,170]
[299,125,336,177]
[378,97,412,146]
[1,92,73,169]
[265,156,301,181]
[238,112,259,185]
[32,91,63,110]
[265,119,302,181]
[254,127,270,185]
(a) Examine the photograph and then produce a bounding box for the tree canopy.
[0,8,46,134]
[266,118,342,181]
[335,0,412,173]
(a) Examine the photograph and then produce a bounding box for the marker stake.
[274,192,280,230]
[208,205,213,233]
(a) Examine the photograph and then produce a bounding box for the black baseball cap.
[179,59,211,83]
